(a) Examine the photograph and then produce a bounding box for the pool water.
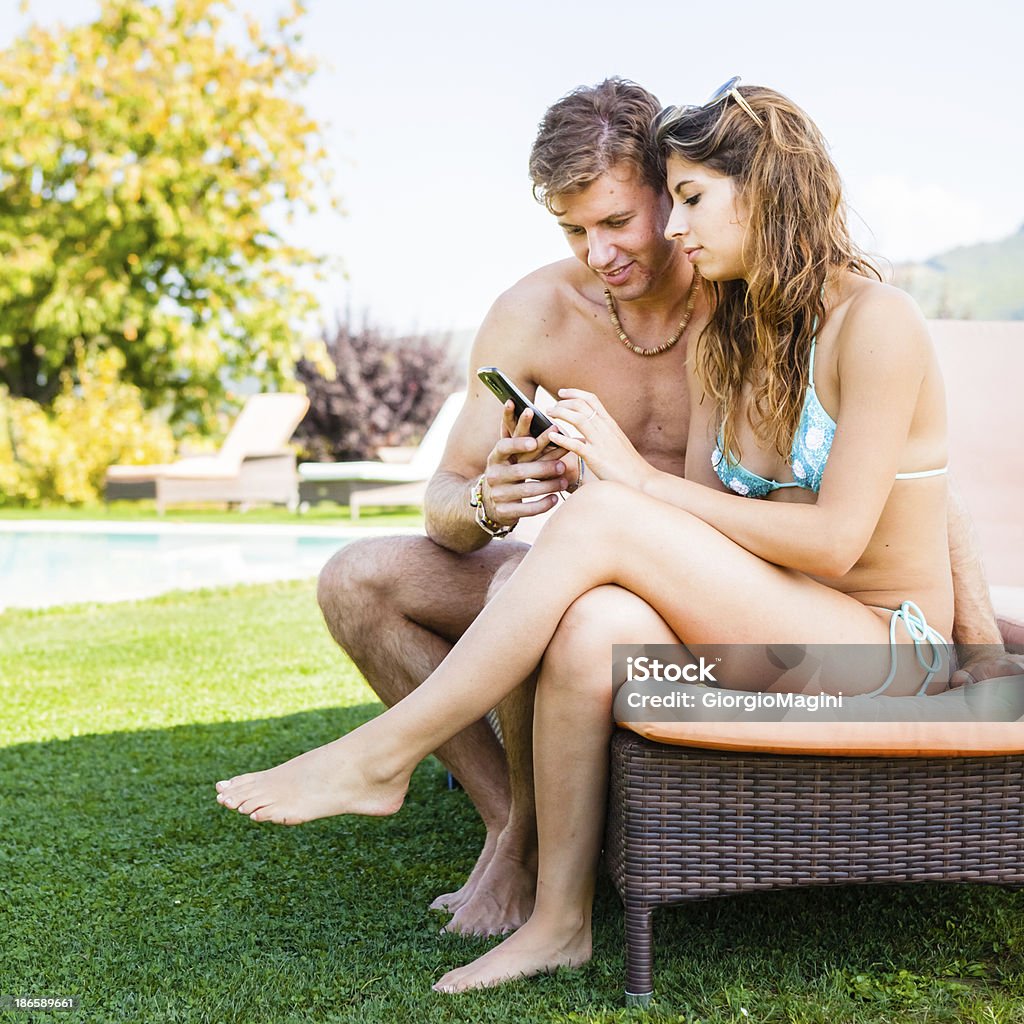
[0,523,415,611]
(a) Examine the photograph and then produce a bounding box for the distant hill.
[890,224,1024,320]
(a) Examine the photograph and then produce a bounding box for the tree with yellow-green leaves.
[0,0,337,427]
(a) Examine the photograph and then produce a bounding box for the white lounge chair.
[105,393,310,513]
[298,391,467,512]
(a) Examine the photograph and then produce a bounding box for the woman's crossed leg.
[435,583,680,991]
[214,482,924,829]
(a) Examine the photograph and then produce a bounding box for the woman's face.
[663,153,749,282]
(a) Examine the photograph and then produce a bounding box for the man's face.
[553,163,678,301]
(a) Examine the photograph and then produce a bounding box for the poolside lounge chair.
[105,393,310,514]
[603,320,1024,1004]
[347,479,430,521]
[297,391,467,510]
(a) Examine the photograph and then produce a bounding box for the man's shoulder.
[470,259,600,385]
[484,257,592,331]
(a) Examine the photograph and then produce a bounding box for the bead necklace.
[603,268,701,357]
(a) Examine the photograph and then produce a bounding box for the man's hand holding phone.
[478,401,570,528]
[473,366,588,533]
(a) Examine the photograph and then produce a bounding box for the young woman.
[215,80,953,992]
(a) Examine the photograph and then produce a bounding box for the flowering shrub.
[294,316,461,462]
[0,346,175,505]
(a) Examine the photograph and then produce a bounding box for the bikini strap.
[808,315,819,388]
[861,601,947,698]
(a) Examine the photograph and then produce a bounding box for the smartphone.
[477,366,556,440]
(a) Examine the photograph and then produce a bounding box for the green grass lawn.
[1,581,1021,1023]
[0,501,424,529]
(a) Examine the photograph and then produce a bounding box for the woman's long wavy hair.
[656,86,881,464]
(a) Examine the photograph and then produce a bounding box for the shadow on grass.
[1,707,1022,1024]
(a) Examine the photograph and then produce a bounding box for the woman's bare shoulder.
[834,275,932,366]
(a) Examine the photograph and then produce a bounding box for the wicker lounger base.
[605,730,1024,1004]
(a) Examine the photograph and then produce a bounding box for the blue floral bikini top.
[712,333,947,498]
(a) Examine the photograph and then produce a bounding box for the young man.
[316,78,1016,938]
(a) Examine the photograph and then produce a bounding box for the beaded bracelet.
[469,474,515,538]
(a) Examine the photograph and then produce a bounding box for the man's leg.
[317,534,527,914]
[442,557,539,935]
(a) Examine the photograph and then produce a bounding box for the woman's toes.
[431,969,465,993]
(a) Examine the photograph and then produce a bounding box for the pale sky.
[7,0,1024,332]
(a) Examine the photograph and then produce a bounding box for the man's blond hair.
[528,78,664,214]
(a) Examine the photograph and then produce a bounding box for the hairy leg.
[216,482,906,825]
[321,537,544,931]
[435,586,680,991]
[316,535,524,898]
[444,556,539,936]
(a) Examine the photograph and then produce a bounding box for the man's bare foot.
[430,829,500,915]
[433,915,591,992]
[441,836,537,937]
[215,734,408,825]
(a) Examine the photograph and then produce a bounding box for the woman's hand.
[500,401,566,467]
[547,388,656,491]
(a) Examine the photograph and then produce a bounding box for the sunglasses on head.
[658,75,764,134]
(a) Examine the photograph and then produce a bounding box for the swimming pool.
[0,521,422,611]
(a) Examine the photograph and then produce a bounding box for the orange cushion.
[618,677,1024,757]
[622,719,1024,757]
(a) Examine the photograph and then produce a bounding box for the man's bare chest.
[529,335,692,472]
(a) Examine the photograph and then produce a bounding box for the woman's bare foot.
[215,733,408,825]
[432,915,591,992]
